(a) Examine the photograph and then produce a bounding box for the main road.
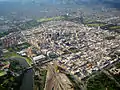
[45,64,74,90]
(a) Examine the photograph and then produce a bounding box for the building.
[32,55,46,64]
[1,32,21,48]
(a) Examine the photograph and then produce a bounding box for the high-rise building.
[1,32,20,48]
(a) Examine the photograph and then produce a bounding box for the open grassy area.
[3,52,19,59]
[84,19,106,27]
[110,26,120,29]
[37,16,65,22]
[87,23,105,27]
[3,52,32,66]
[84,19,97,24]
[24,57,32,66]
[4,43,32,66]
[0,71,7,77]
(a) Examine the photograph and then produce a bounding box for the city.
[0,0,120,90]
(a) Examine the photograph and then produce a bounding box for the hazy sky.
[0,0,15,1]
[0,0,21,1]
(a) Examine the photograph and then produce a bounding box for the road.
[45,64,74,90]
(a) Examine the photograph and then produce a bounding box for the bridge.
[23,59,54,72]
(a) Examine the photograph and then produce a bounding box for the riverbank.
[10,57,33,90]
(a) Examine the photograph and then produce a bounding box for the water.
[11,57,33,90]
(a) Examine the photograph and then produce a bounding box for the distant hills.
[0,0,120,18]
[25,0,120,9]
[1,0,120,6]
[1,0,120,4]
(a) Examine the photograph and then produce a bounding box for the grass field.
[3,52,32,66]
[0,70,7,77]
[37,16,65,22]
[110,26,120,29]
[86,23,105,27]
[24,57,32,66]
[3,52,19,58]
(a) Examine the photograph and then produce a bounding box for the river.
[11,57,33,90]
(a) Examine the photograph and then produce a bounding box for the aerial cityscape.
[0,0,120,90]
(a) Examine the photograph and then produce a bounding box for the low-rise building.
[32,55,46,64]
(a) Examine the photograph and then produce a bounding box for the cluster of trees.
[8,42,31,52]
[0,32,9,38]
[34,67,47,90]
[66,74,82,90]
[87,72,120,90]
[18,20,40,30]
[10,60,24,72]
[0,65,24,90]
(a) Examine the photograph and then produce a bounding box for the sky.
[0,0,120,3]
[0,0,32,1]
[0,0,19,1]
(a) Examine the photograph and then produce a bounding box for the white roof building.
[33,55,46,63]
